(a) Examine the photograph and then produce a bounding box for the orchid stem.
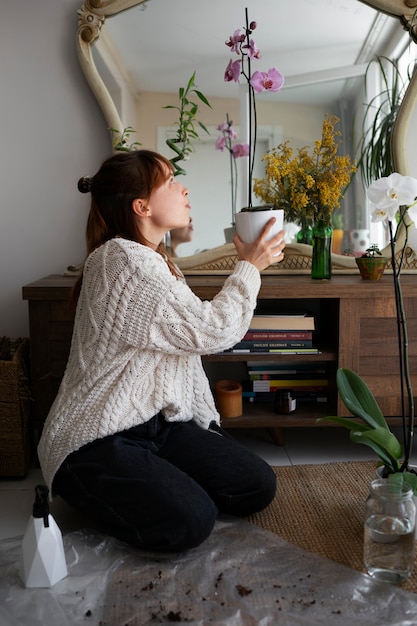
[232,153,237,223]
[245,7,253,208]
[389,218,414,469]
[226,113,237,224]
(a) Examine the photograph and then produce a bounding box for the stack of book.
[229,313,318,354]
[243,361,329,404]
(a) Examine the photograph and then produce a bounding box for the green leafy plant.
[109,126,141,152]
[318,369,417,493]
[331,211,344,230]
[355,56,410,187]
[361,243,382,258]
[163,71,211,176]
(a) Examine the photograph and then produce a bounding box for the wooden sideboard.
[22,273,417,442]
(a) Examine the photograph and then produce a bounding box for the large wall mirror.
[77,0,417,273]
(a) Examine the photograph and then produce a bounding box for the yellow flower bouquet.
[253,115,356,227]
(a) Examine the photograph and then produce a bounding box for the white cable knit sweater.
[38,238,261,491]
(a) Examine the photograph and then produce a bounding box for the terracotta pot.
[356,256,387,280]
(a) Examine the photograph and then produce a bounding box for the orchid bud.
[250,21,257,30]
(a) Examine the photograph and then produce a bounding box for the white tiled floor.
[0,425,387,542]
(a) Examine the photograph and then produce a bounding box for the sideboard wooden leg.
[266,427,285,447]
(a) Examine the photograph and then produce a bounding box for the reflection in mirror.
[169,218,194,258]
[77,0,417,267]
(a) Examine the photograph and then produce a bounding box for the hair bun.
[78,176,93,193]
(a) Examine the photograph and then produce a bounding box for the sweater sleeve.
[122,250,261,355]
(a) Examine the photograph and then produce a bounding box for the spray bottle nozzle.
[21,484,67,586]
[33,484,50,527]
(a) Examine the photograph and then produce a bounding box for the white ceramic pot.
[235,208,284,244]
[224,226,236,244]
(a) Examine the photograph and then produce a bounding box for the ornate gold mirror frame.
[77,0,417,274]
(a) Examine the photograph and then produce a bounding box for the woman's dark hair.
[72,150,178,306]
[79,150,173,253]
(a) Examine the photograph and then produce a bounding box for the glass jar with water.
[364,478,416,583]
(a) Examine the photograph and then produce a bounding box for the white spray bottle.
[19,484,68,587]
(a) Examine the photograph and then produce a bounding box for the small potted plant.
[223,9,285,245]
[355,243,387,280]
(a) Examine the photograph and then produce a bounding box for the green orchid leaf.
[350,428,402,472]
[385,473,408,495]
[388,471,417,495]
[316,415,368,431]
[402,471,417,495]
[336,368,388,429]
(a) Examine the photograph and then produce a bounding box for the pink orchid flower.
[225,29,245,54]
[232,143,250,158]
[250,68,285,93]
[215,135,226,152]
[217,121,237,140]
[245,38,261,60]
[224,59,241,83]
[223,11,284,209]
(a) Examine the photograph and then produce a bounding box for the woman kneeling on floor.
[38,150,286,552]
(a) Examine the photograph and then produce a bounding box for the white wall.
[0,0,111,337]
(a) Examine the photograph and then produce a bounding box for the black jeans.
[53,415,276,552]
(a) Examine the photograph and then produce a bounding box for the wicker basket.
[0,337,32,477]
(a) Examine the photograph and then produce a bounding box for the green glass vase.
[296,224,313,245]
[311,221,333,279]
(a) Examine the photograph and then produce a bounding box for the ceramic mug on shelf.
[214,380,243,418]
[349,229,370,256]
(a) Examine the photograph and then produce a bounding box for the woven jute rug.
[247,460,417,594]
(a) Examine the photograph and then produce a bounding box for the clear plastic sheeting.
[1,517,417,625]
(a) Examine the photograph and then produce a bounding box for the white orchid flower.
[369,204,391,223]
[367,173,417,223]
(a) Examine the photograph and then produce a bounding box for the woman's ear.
[132,198,149,217]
